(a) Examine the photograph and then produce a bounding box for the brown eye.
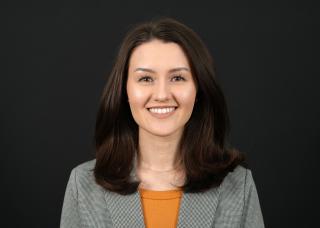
[138,76,153,82]
[172,75,186,82]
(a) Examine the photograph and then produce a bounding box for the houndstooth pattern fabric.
[60,159,265,228]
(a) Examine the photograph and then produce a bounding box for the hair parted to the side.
[94,17,247,195]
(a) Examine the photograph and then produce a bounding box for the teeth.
[149,107,176,114]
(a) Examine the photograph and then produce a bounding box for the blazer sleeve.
[241,169,265,228]
[60,168,81,228]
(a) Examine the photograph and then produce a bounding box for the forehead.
[128,39,190,71]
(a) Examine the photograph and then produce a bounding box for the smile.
[147,107,177,119]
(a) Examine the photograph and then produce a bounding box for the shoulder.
[217,165,254,208]
[62,159,114,226]
[71,158,96,183]
[67,159,108,206]
[210,165,253,224]
[220,165,252,191]
[67,159,104,195]
[215,166,265,227]
[74,158,96,173]
[216,165,256,212]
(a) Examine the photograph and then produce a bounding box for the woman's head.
[98,17,227,143]
[94,17,246,195]
[127,39,197,137]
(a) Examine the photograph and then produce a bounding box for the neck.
[137,127,183,171]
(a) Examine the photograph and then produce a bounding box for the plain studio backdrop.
[2,1,319,227]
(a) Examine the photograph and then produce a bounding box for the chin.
[147,126,182,137]
[151,131,175,137]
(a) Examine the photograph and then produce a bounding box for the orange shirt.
[139,188,183,228]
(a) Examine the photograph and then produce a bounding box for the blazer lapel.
[104,190,145,228]
[177,187,220,228]
[104,155,145,228]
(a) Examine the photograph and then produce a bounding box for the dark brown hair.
[94,17,247,195]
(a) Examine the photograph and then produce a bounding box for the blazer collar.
[104,156,221,228]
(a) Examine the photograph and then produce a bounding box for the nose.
[153,79,171,102]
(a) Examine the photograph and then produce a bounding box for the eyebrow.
[134,67,190,73]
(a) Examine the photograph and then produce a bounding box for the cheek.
[177,87,196,106]
[127,86,148,110]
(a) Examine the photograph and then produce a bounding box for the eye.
[138,76,153,82]
[172,75,186,82]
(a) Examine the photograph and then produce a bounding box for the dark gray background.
[2,2,319,227]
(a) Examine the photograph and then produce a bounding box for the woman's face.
[126,39,197,137]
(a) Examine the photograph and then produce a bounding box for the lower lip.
[147,108,177,119]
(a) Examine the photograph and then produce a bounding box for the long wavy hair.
[94,17,247,195]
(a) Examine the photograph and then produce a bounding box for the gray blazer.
[60,159,265,228]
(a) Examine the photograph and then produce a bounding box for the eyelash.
[138,75,186,82]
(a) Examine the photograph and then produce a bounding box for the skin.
[126,39,197,190]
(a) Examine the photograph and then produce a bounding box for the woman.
[60,17,265,228]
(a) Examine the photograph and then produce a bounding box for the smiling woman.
[60,17,265,228]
